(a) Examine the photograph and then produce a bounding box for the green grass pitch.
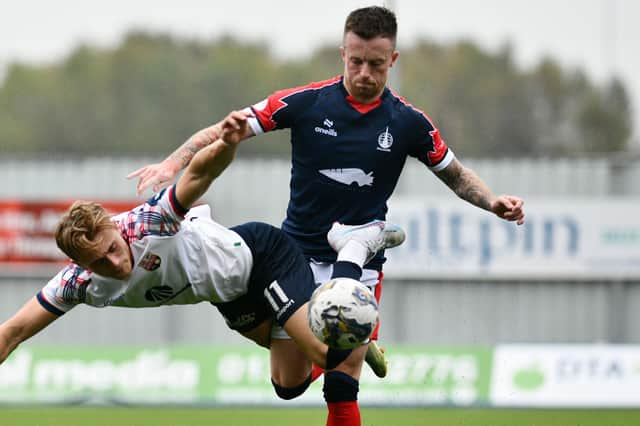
[1,407,640,426]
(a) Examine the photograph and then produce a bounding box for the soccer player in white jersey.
[0,111,405,409]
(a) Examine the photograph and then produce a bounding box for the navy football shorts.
[212,222,314,332]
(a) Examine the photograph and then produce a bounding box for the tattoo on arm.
[435,159,494,211]
[168,139,205,169]
[167,127,220,169]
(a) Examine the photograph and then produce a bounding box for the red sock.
[311,364,325,382]
[370,273,383,341]
[326,401,361,426]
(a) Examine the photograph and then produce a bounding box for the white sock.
[336,240,368,267]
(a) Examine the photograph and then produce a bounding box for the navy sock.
[323,370,359,402]
[331,261,362,281]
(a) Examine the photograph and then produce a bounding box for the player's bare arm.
[219,110,255,146]
[435,158,525,225]
[281,304,329,368]
[174,110,253,208]
[0,297,59,364]
[128,111,256,196]
[174,141,238,209]
[127,123,222,196]
[168,125,223,171]
[435,158,494,209]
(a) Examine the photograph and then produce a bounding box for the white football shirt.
[38,186,253,314]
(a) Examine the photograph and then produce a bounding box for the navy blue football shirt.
[246,76,454,270]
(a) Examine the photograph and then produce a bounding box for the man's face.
[341,31,398,104]
[74,227,133,280]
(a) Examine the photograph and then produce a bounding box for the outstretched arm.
[174,110,253,209]
[435,158,525,225]
[281,304,355,371]
[281,304,328,368]
[0,297,59,365]
[128,111,256,196]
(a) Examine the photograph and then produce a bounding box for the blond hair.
[55,201,116,262]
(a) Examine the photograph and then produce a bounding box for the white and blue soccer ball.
[308,277,379,350]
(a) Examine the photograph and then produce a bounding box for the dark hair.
[344,6,397,44]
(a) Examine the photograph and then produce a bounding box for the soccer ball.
[308,277,379,350]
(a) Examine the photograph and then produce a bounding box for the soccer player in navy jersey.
[129,6,525,425]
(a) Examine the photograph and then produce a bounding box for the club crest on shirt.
[139,252,161,271]
[377,127,393,152]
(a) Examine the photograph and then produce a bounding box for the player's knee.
[271,374,311,400]
[323,371,359,402]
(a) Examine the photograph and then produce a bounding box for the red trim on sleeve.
[427,129,448,165]
[390,90,438,126]
[252,76,342,132]
[389,89,450,167]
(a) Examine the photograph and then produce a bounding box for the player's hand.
[490,195,525,225]
[126,159,181,197]
[220,110,253,146]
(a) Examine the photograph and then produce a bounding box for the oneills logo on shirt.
[139,252,161,271]
[315,117,337,137]
[315,126,337,137]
